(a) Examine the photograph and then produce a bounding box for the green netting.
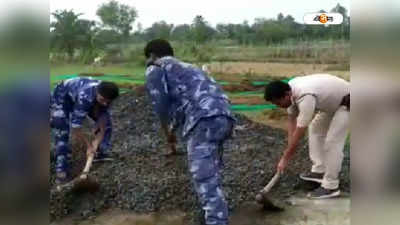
[217,81,232,85]
[119,88,132,94]
[228,91,263,97]
[231,104,277,111]
[228,77,295,97]
[52,74,294,87]
[52,74,143,83]
[51,74,79,81]
[51,74,292,112]
[251,81,269,86]
[51,74,146,91]
[252,77,293,86]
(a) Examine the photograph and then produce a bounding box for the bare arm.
[277,126,307,173]
[91,116,107,151]
[161,123,177,155]
[283,126,307,160]
[278,95,316,173]
[287,114,297,146]
[286,95,316,159]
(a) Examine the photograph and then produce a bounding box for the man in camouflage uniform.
[50,77,119,184]
[144,39,235,225]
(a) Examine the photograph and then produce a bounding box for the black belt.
[341,94,350,110]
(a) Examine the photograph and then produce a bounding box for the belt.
[340,94,350,110]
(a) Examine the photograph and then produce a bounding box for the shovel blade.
[71,176,100,194]
[255,192,284,211]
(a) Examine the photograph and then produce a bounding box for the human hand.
[277,155,289,173]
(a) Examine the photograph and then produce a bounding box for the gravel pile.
[50,92,350,224]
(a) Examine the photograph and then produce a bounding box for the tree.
[331,3,348,18]
[96,0,138,40]
[94,29,121,48]
[51,10,93,59]
[277,13,284,22]
[171,24,192,41]
[144,21,174,40]
[252,17,292,44]
[191,15,215,43]
[330,3,350,39]
[283,15,295,25]
[216,21,254,45]
[136,22,143,33]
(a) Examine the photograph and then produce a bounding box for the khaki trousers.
[308,106,349,189]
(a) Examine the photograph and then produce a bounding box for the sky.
[50,0,350,30]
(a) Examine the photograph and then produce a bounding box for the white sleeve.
[296,95,317,127]
[287,104,298,116]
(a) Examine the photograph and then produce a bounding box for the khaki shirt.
[287,74,350,127]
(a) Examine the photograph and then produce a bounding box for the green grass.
[50,63,147,88]
[170,39,350,64]
[50,63,146,79]
[211,40,350,64]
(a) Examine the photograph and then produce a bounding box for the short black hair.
[264,81,291,101]
[144,39,174,58]
[98,81,119,100]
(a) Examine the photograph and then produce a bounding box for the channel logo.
[303,13,343,25]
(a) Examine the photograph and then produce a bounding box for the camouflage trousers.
[187,116,234,225]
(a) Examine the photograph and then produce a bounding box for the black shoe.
[93,152,114,162]
[299,172,324,183]
[308,187,341,199]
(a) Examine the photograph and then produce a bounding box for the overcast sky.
[50,0,350,30]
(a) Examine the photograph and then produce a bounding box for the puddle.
[51,194,350,225]
[51,210,187,225]
[231,194,350,225]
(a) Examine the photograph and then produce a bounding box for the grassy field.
[51,40,350,130]
[50,63,146,78]
[50,63,146,89]
[172,39,350,65]
[51,61,349,82]
[208,62,350,82]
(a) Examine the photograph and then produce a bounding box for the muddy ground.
[50,92,350,224]
[208,62,350,81]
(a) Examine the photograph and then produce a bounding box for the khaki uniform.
[287,74,350,189]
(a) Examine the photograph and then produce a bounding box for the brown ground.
[222,84,260,92]
[208,62,350,81]
[230,96,265,105]
[241,109,289,131]
[133,85,147,96]
[117,84,147,97]
[117,83,139,89]
[79,72,105,77]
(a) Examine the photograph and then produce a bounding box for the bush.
[128,46,146,66]
[174,42,215,63]
[102,45,124,64]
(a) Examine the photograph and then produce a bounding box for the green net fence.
[51,74,293,112]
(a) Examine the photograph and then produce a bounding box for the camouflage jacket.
[145,56,234,137]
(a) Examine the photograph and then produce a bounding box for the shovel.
[56,151,99,193]
[255,171,284,211]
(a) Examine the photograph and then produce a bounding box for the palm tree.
[51,10,85,60]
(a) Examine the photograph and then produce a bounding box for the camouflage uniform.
[50,78,112,181]
[146,56,235,225]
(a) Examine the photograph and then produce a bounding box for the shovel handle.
[261,171,281,194]
[80,153,94,179]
